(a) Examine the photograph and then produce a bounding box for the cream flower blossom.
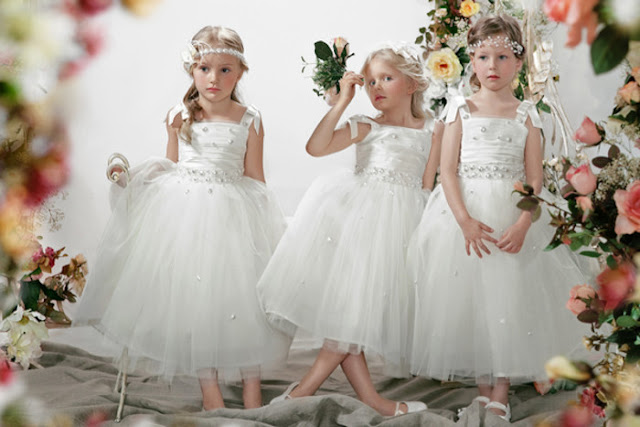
[459,0,481,18]
[0,307,48,369]
[426,48,463,84]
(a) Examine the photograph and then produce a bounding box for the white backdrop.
[43,0,625,298]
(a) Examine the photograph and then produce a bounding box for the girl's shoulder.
[442,96,542,128]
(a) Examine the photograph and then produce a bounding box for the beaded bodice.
[348,115,432,188]
[443,97,542,180]
[166,103,260,184]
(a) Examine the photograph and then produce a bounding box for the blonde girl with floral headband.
[257,42,438,416]
[75,25,290,411]
[408,15,592,421]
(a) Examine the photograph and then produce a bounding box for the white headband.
[181,40,246,73]
[468,35,524,55]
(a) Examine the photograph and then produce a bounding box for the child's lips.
[375,95,385,101]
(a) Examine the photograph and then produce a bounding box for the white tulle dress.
[74,104,291,382]
[257,115,433,377]
[408,97,591,384]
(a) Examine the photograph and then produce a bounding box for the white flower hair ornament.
[181,40,247,74]
[378,41,423,67]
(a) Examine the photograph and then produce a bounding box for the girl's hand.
[459,217,497,258]
[496,217,531,254]
[336,71,364,106]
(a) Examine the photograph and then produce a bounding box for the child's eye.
[221,67,230,73]
[478,55,487,60]
[383,76,392,82]
[368,79,376,86]
[499,55,508,60]
[199,66,209,72]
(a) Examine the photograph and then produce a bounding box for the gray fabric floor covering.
[19,342,576,426]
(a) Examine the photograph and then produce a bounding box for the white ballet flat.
[457,395,490,418]
[485,401,511,422]
[269,381,300,405]
[394,400,428,415]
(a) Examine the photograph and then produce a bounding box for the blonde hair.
[468,15,525,90]
[360,48,428,119]
[180,26,248,140]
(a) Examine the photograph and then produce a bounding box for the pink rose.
[576,196,593,221]
[566,284,597,315]
[619,81,640,104]
[574,116,602,145]
[566,164,597,195]
[544,0,599,48]
[614,180,640,235]
[332,37,349,57]
[580,387,606,418]
[560,405,595,427]
[596,263,636,310]
[77,23,105,58]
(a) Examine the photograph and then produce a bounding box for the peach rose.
[597,263,636,310]
[614,180,640,235]
[332,37,349,57]
[459,0,480,18]
[619,81,640,104]
[574,116,602,145]
[544,0,599,47]
[632,67,640,83]
[426,48,463,84]
[576,196,593,221]
[566,164,597,195]
[566,284,597,315]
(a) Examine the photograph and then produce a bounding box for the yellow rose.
[426,48,463,84]
[459,0,480,18]
[121,0,162,16]
[544,355,592,383]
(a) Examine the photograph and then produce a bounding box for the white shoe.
[394,400,428,415]
[485,401,511,422]
[457,396,490,418]
[269,381,300,405]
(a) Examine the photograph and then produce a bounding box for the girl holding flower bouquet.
[257,43,439,416]
[408,15,592,421]
[74,26,290,410]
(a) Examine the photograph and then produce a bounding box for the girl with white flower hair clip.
[257,42,439,416]
[408,14,592,422]
[75,25,291,411]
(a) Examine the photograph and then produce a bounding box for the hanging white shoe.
[269,381,300,405]
[394,400,428,415]
[485,401,511,422]
[457,395,490,418]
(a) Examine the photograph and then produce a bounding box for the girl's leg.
[288,344,349,398]
[477,379,492,403]
[488,377,510,416]
[340,352,406,416]
[242,376,262,409]
[198,369,225,410]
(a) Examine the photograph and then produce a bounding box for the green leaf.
[517,196,539,212]
[419,27,426,34]
[579,250,601,258]
[590,25,630,75]
[569,239,583,252]
[632,305,640,320]
[606,254,618,269]
[536,100,551,114]
[41,285,64,301]
[625,345,640,363]
[592,156,611,168]
[415,35,424,45]
[616,315,640,327]
[577,309,599,323]
[608,144,620,159]
[0,80,21,106]
[19,280,41,311]
[314,41,334,61]
[531,204,541,222]
[544,240,562,252]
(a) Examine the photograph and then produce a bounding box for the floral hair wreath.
[181,40,247,74]
[468,35,524,55]
[375,41,430,82]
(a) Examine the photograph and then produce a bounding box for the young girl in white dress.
[257,44,441,416]
[74,26,291,410]
[408,15,590,421]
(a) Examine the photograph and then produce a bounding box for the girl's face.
[470,34,522,93]
[364,57,416,112]
[192,52,243,106]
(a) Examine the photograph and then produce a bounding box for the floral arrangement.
[301,37,354,103]
[543,0,640,74]
[415,0,552,115]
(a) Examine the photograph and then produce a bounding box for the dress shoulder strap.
[442,96,471,124]
[167,102,189,124]
[515,100,543,128]
[239,105,261,133]
[347,115,378,140]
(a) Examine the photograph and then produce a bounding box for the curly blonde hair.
[361,48,429,119]
[179,26,248,141]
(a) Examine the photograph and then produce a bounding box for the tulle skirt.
[257,170,428,377]
[408,177,594,384]
[74,158,291,382]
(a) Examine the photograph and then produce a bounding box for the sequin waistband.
[354,166,422,188]
[457,163,524,180]
[177,167,244,183]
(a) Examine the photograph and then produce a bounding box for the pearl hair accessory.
[468,35,523,55]
[181,40,246,73]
